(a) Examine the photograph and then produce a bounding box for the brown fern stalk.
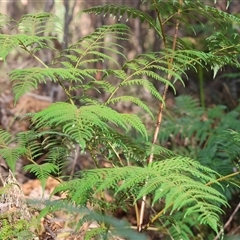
[138,0,183,232]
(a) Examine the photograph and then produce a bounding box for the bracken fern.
[0,1,240,239]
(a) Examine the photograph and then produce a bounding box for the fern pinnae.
[107,96,153,118]
[82,4,162,36]
[23,163,58,190]
[0,34,20,61]
[121,114,148,139]
[0,129,13,147]
[93,80,116,93]
[71,24,129,69]
[10,68,98,102]
[0,13,15,29]
[17,12,61,37]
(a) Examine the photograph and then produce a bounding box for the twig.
[70,144,80,177]
[214,201,240,240]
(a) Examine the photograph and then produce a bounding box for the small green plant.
[0,1,240,239]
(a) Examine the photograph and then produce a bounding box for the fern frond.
[84,104,147,139]
[0,34,53,61]
[59,24,130,69]
[44,147,69,176]
[0,13,61,61]
[81,4,162,36]
[116,79,165,104]
[107,96,153,117]
[32,102,147,150]
[0,129,26,172]
[55,156,226,233]
[0,34,18,61]
[0,129,13,146]
[17,12,62,37]
[0,148,25,173]
[23,163,58,189]
[10,68,96,102]
[92,80,116,93]
[0,13,14,29]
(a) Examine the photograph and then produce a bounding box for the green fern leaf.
[32,102,147,149]
[0,34,18,61]
[57,157,226,233]
[84,227,107,240]
[0,148,25,173]
[0,129,13,146]
[107,96,153,117]
[17,12,62,37]
[0,129,26,172]
[82,4,162,36]
[59,24,129,69]
[0,13,14,29]
[23,163,58,190]
[10,68,96,102]
[118,79,166,104]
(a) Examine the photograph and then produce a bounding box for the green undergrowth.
[0,0,240,239]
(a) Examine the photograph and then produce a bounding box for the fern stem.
[214,201,240,240]
[206,170,240,186]
[88,145,100,169]
[198,65,205,108]
[153,0,167,48]
[138,0,183,232]
[107,141,124,166]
